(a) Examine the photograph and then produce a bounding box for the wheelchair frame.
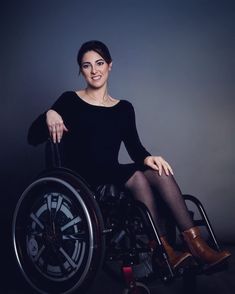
[12,141,226,294]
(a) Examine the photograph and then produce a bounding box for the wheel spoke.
[30,231,43,238]
[34,244,46,262]
[46,194,52,211]
[61,216,81,232]
[55,194,63,213]
[30,213,44,229]
[46,194,53,220]
[62,232,86,241]
[59,247,77,268]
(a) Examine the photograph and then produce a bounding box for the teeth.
[92,76,101,80]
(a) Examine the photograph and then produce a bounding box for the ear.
[108,62,113,71]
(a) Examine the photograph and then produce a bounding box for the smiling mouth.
[91,76,102,80]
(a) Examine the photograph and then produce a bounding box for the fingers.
[162,162,169,176]
[148,162,159,171]
[63,124,69,132]
[48,121,67,143]
[56,122,63,143]
[152,157,174,176]
[49,124,56,143]
[165,161,174,175]
[46,110,68,143]
[158,160,163,176]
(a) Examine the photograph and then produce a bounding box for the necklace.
[85,89,110,106]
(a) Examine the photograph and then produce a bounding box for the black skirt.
[75,162,148,190]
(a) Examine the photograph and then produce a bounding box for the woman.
[28,40,231,270]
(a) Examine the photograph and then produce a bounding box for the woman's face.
[81,50,112,89]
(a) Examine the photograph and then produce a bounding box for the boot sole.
[203,253,231,272]
[173,254,196,270]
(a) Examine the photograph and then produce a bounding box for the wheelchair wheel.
[13,169,105,294]
[123,282,151,294]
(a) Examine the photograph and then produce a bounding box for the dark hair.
[77,40,112,69]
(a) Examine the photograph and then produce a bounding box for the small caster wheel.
[123,282,151,294]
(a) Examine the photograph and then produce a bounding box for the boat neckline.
[73,91,121,108]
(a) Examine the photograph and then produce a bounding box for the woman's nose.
[91,65,97,74]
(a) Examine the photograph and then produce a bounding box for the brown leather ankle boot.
[159,236,193,270]
[182,226,231,268]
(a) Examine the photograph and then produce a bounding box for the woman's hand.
[144,156,174,176]
[46,110,68,143]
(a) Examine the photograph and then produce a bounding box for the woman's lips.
[91,75,102,80]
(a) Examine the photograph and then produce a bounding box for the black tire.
[13,168,105,294]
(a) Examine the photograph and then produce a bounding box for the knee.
[145,168,176,183]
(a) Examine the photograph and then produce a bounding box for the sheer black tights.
[124,169,194,236]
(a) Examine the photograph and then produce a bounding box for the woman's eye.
[97,61,104,66]
[82,64,89,69]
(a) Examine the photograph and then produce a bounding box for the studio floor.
[88,243,235,294]
[1,243,234,294]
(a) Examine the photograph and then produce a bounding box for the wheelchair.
[12,140,227,294]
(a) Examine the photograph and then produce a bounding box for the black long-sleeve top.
[28,91,151,185]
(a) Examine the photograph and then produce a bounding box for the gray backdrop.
[1,0,234,243]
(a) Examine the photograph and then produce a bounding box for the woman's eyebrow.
[95,59,104,62]
[82,58,104,65]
